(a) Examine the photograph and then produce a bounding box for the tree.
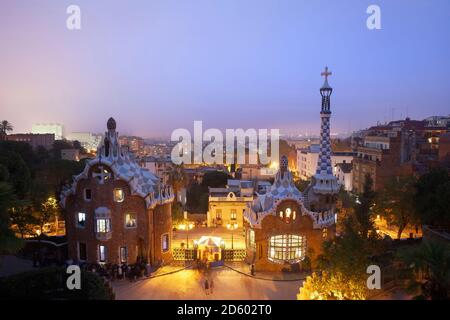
[201,171,231,188]
[186,170,232,213]
[397,239,450,300]
[167,164,186,203]
[354,174,376,238]
[9,200,37,238]
[415,167,450,227]
[313,203,384,300]
[336,187,355,227]
[0,182,22,253]
[318,217,375,278]
[374,176,418,239]
[0,150,31,199]
[34,197,59,236]
[171,201,185,225]
[298,271,367,300]
[0,120,13,139]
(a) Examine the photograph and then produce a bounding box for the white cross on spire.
[321,66,332,81]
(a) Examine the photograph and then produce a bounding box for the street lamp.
[226,223,238,249]
[186,222,194,249]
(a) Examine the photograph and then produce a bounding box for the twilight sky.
[1,0,449,138]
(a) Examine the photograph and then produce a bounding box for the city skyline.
[1,0,450,137]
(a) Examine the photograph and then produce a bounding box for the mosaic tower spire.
[312,67,338,194]
[316,66,333,175]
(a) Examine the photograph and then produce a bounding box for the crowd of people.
[66,257,152,282]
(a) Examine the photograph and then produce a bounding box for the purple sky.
[1,0,449,138]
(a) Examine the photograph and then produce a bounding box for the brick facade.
[65,164,173,266]
[61,118,174,267]
[245,199,334,272]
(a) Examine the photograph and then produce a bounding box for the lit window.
[162,234,170,252]
[216,209,222,220]
[322,228,328,239]
[96,218,111,233]
[120,246,128,263]
[230,209,237,221]
[268,235,306,264]
[114,188,124,202]
[125,213,137,228]
[84,189,92,201]
[279,207,296,223]
[99,245,107,263]
[77,212,86,228]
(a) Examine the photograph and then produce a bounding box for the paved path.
[112,267,302,300]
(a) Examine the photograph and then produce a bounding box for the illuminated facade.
[61,118,174,266]
[244,68,338,272]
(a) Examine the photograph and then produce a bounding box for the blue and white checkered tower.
[312,67,339,194]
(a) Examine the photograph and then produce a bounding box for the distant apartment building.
[141,155,173,184]
[7,133,55,149]
[296,144,355,180]
[423,115,450,128]
[143,143,173,157]
[352,134,413,193]
[32,123,64,140]
[334,163,353,191]
[119,136,145,156]
[238,164,277,180]
[66,132,103,152]
[352,117,450,193]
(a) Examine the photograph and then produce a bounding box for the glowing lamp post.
[226,223,239,249]
[185,222,194,249]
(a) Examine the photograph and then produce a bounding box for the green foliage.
[0,164,9,182]
[0,267,115,300]
[0,141,35,169]
[354,174,377,238]
[186,182,208,213]
[201,170,231,188]
[298,271,367,300]
[313,217,382,300]
[318,217,376,278]
[0,182,22,253]
[33,159,86,200]
[8,199,37,238]
[186,170,231,213]
[0,150,32,198]
[167,164,186,198]
[172,201,185,224]
[374,176,418,239]
[415,167,450,227]
[0,120,13,136]
[397,239,450,300]
[0,139,85,246]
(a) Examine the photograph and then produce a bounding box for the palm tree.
[398,239,450,300]
[166,164,186,203]
[0,120,13,140]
